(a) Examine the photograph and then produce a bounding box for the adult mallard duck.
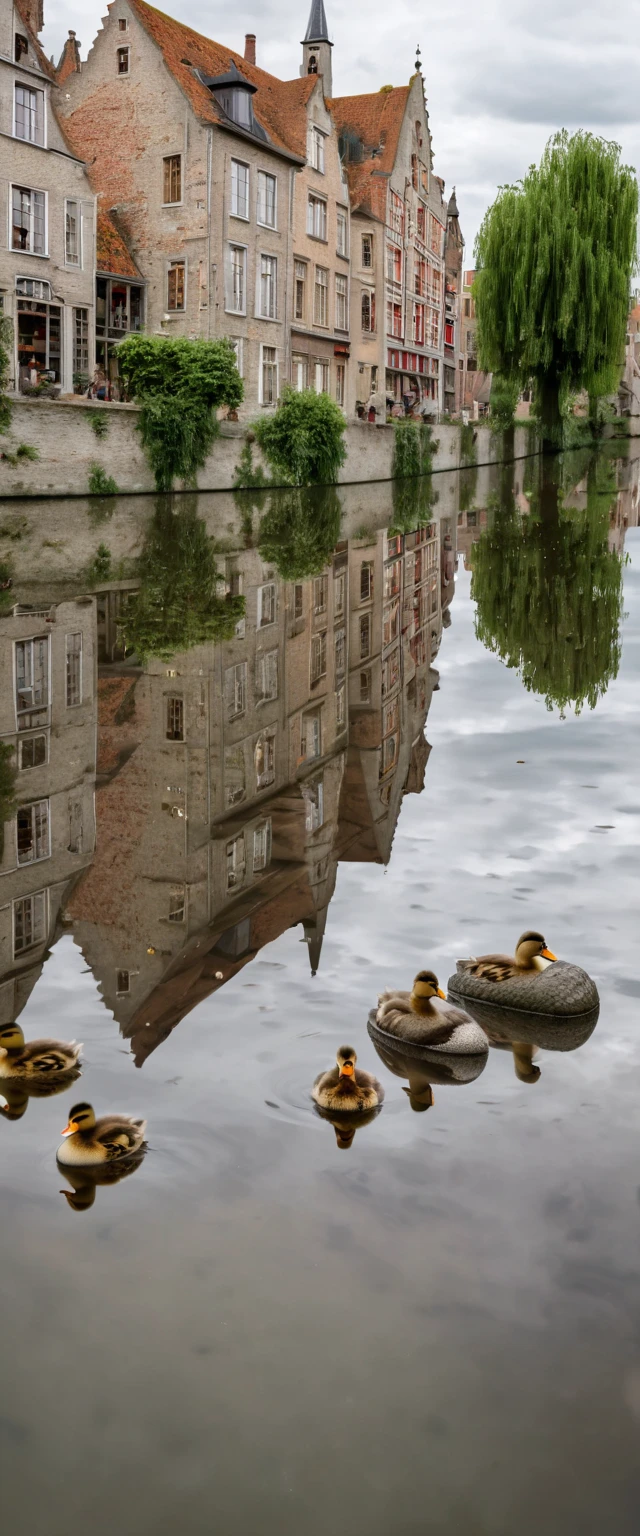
[457,932,557,983]
[57,1103,147,1167]
[312,1047,384,1113]
[375,972,488,1054]
[0,1023,82,1080]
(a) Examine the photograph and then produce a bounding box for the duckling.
[0,1023,82,1080]
[57,1102,147,1167]
[0,1069,81,1121]
[457,932,557,983]
[376,972,489,1054]
[313,1104,381,1150]
[60,1157,146,1211]
[312,1047,384,1113]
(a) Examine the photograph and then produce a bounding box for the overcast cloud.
[42,0,640,254]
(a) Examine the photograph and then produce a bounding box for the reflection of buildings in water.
[62,520,449,1063]
[0,601,96,1027]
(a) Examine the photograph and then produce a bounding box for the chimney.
[244,34,256,66]
[56,29,82,84]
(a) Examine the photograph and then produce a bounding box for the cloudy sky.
[42,0,640,254]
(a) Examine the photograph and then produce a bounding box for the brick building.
[460,268,491,418]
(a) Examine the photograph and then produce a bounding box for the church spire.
[301,1,333,96]
[304,0,330,42]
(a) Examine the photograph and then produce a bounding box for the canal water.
[1,446,639,1534]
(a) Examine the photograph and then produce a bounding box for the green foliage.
[458,464,478,514]
[258,485,342,579]
[1,441,39,466]
[0,314,13,432]
[470,454,624,714]
[253,388,347,486]
[460,422,477,466]
[90,412,110,438]
[233,439,271,490]
[474,131,638,444]
[0,740,17,857]
[116,336,243,493]
[392,419,438,479]
[0,557,13,616]
[89,463,118,496]
[489,375,520,433]
[87,543,113,585]
[120,498,245,663]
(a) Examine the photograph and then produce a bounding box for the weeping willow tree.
[470,455,625,713]
[119,497,245,663]
[474,132,638,446]
[389,421,439,532]
[258,485,342,579]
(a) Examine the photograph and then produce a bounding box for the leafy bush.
[0,740,16,858]
[1,442,39,466]
[0,315,13,432]
[87,543,113,585]
[258,486,342,579]
[120,498,245,662]
[233,439,271,490]
[252,388,347,486]
[116,335,243,492]
[489,375,520,433]
[90,412,110,438]
[89,464,118,496]
[138,396,219,494]
[390,421,439,532]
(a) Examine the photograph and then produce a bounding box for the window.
[307,194,327,241]
[315,359,329,393]
[361,234,373,269]
[255,649,278,701]
[66,632,82,707]
[15,84,44,145]
[228,245,246,314]
[428,308,440,349]
[386,244,402,284]
[415,257,427,297]
[166,696,184,741]
[231,160,249,219]
[259,254,277,319]
[225,661,247,719]
[384,560,401,599]
[303,778,324,832]
[258,582,276,627]
[359,613,371,659]
[334,627,346,677]
[310,630,327,684]
[167,261,185,311]
[257,171,277,228]
[336,683,346,728]
[12,186,46,255]
[334,572,345,617]
[359,668,371,703]
[117,46,129,74]
[313,575,328,615]
[360,561,374,602]
[314,266,328,326]
[226,835,246,889]
[73,308,89,377]
[15,33,28,61]
[116,970,130,995]
[215,86,253,128]
[445,320,454,347]
[68,800,83,855]
[361,289,375,332]
[335,274,348,331]
[229,337,244,377]
[301,710,321,761]
[225,745,246,807]
[13,892,46,956]
[309,126,325,173]
[429,213,444,256]
[169,886,185,922]
[335,363,345,406]
[261,345,278,404]
[390,191,404,236]
[255,729,276,788]
[414,304,425,346]
[17,799,49,865]
[294,260,307,321]
[253,819,272,873]
[15,636,49,730]
[119,17,128,29]
[19,735,46,770]
[294,583,304,620]
[417,205,426,240]
[383,601,400,647]
[292,353,308,391]
[411,154,418,191]
[163,154,182,205]
[337,206,348,257]
[464,297,471,317]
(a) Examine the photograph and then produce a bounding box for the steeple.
[301,1,333,97]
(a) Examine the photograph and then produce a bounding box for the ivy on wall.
[116,336,243,493]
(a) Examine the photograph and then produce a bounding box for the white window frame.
[252,819,272,873]
[14,81,45,146]
[303,777,324,833]
[16,797,50,866]
[309,126,326,174]
[258,253,277,320]
[310,630,327,685]
[255,729,276,789]
[14,634,50,729]
[167,260,186,312]
[255,648,278,702]
[313,265,328,327]
[18,732,48,771]
[336,205,348,258]
[257,582,277,627]
[64,199,82,267]
[231,160,250,221]
[257,170,277,230]
[226,834,246,889]
[117,45,130,75]
[361,233,373,269]
[336,683,346,728]
[10,184,47,258]
[335,273,348,332]
[227,243,247,316]
[294,260,307,321]
[259,344,278,406]
[13,889,48,957]
[65,632,83,707]
[225,660,247,720]
[301,710,322,762]
[307,194,327,241]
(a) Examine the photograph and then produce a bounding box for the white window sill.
[162,201,183,209]
[230,212,250,222]
[12,250,49,260]
[256,314,279,324]
[257,221,278,233]
[225,308,247,317]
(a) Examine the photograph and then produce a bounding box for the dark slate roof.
[303,0,330,43]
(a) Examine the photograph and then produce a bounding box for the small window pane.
[257,171,276,228]
[163,155,182,204]
[19,735,46,770]
[116,970,130,994]
[166,696,184,740]
[117,47,129,74]
[167,262,185,311]
[66,632,82,707]
[13,892,46,955]
[231,160,249,219]
[169,885,185,922]
[252,819,272,873]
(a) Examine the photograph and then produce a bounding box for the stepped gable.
[329,84,411,221]
[126,0,316,160]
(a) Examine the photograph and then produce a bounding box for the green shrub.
[0,315,13,432]
[392,420,438,479]
[258,486,342,579]
[138,396,219,493]
[89,464,118,496]
[1,442,39,466]
[390,422,439,531]
[233,439,271,490]
[116,335,243,492]
[252,388,347,486]
[90,412,110,438]
[120,498,245,662]
[87,543,113,585]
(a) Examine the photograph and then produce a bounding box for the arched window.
[308,54,318,75]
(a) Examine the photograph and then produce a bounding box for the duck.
[0,1023,82,1080]
[312,1047,384,1113]
[0,1070,81,1122]
[57,1102,147,1167]
[375,972,489,1054]
[457,932,557,983]
[313,1103,381,1151]
[60,1158,146,1212]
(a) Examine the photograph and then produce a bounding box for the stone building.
[331,56,454,415]
[460,268,491,418]
[56,0,353,416]
[443,187,464,415]
[0,0,96,393]
[0,596,96,1026]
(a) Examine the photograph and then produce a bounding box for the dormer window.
[199,60,268,142]
[15,33,28,62]
[217,87,252,129]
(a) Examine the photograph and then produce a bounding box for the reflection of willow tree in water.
[470,457,624,713]
[257,485,342,580]
[389,474,439,535]
[120,497,245,663]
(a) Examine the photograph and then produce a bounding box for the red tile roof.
[15,0,56,81]
[329,85,411,220]
[97,205,143,279]
[128,0,315,160]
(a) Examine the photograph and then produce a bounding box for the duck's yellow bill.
[340,1062,355,1076]
[61,1123,74,1136]
[437,988,447,999]
[541,948,557,961]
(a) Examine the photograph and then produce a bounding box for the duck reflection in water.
[313,1102,382,1151]
[60,1155,146,1212]
[370,1028,488,1112]
[0,1068,81,1122]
